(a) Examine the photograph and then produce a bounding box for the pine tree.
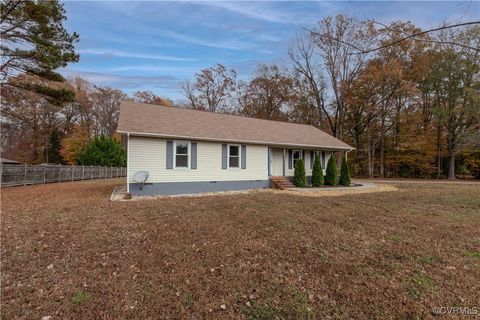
[1,0,79,102]
[325,155,338,186]
[339,156,351,186]
[293,158,306,187]
[311,153,324,187]
[47,129,64,164]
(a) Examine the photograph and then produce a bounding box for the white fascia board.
[117,130,355,151]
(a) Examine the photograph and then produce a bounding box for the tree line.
[1,74,171,165]
[1,1,478,178]
[180,17,479,179]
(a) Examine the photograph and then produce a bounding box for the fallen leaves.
[1,179,479,319]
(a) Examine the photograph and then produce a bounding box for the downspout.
[126,133,130,193]
[345,149,351,162]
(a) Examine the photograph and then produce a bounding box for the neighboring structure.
[0,157,21,165]
[117,101,353,196]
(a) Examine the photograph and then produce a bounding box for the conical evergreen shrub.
[311,153,324,187]
[325,155,338,186]
[339,156,351,186]
[293,158,306,187]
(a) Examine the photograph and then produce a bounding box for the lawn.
[1,179,479,319]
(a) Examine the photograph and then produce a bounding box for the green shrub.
[293,158,306,187]
[76,136,126,166]
[311,153,324,187]
[339,156,351,186]
[325,155,338,186]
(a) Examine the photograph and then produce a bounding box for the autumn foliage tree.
[60,125,90,164]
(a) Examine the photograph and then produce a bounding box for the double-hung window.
[228,145,240,168]
[293,150,302,167]
[175,141,189,168]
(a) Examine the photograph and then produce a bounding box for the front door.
[271,148,284,176]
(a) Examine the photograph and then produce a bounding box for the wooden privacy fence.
[1,164,126,187]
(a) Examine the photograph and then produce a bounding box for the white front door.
[271,148,284,176]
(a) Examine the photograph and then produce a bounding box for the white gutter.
[117,130,354,151]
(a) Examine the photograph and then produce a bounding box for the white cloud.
[77,48,195,61]
[107,64,201,74]
[197,1,288,23]
[193,1,334,25]
[159,29,250,50]
[60,69,181,89]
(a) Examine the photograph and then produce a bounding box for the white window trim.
[227,144,241,169]
[173,140,190,169]
[293,149,302,168]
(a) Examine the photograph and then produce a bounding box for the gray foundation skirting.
[129,180,270,196]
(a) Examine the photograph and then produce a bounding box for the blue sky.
[60,1,479,101]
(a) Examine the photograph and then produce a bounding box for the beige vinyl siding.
[128,136,268,183]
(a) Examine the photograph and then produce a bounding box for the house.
[117,101,353,196]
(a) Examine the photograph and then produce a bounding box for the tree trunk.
[447,125,456,180]
[448,152,455,180]
[436,122,441,179]
[368,132,375,179]
[379,138,384,178]
[368,147,373,178]
[379,120,385,178]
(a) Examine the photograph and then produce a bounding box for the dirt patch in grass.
[283,182,397,197]
[2,179,479,319]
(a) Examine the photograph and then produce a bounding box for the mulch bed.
[2,179,479,319]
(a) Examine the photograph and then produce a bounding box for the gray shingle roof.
[117,101,352,150]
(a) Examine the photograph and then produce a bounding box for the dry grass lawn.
[1,179,479,319]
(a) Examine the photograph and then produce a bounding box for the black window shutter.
[191,142,197,169]
[241,145,246,169]
[310,150,314,169]
[288,150,293,169]
[221,144,227,169]
[166,141,173,169]
[321,151,325,168]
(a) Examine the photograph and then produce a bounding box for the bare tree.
[310,15,376,139]
[181,64,236,112]
[91,87,127,137]
[181,80,201,110]
[289,33,327,129]
[238,64,293,121]
[133,90,173,106]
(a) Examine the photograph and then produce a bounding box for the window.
[175,141,189,168]
[293,150,302,167]
[229,145,240,168]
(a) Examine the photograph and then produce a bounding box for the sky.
[60,1,479,101]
